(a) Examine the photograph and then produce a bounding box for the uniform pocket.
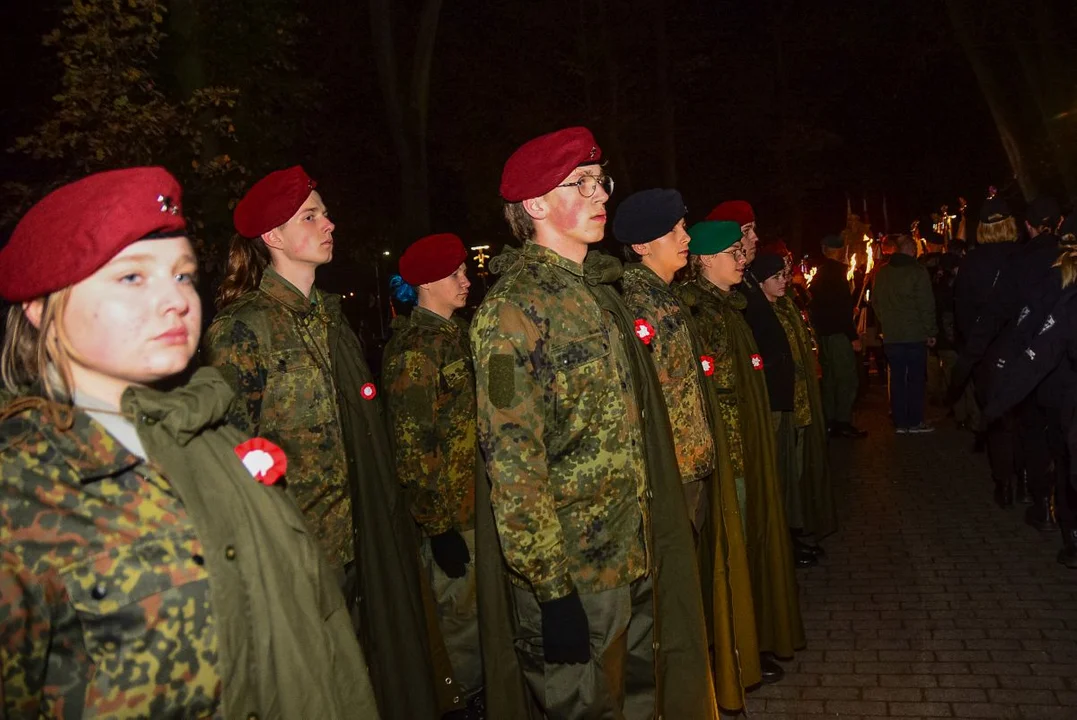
[549,333,612,450]
[60,533,217,714]
[264,348,329,427]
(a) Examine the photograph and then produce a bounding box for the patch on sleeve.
[488,354,516,409]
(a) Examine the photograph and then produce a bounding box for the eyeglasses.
[555,173,615,198]
[721,246,747,259]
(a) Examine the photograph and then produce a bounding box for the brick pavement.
[741,388,1077,720]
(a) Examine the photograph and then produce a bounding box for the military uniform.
[622,263,714,529]
[383,305,482,698]
[204,267,352,566]
[0,370,377,719]
[678,275,806,659]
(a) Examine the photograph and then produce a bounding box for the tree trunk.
[945,0,1038,201]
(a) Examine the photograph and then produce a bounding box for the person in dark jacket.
[983,211,1077,568]
[809,234,866,437]
[872,234,938,433]
[953,191,1024,507]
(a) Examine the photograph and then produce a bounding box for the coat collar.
[259,267,337,325]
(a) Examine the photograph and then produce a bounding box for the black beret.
[1027,196,1061,229]
[752,253,786,281]
[980,195,1012,224]
[821,234,844,248]
[613,188,686,245]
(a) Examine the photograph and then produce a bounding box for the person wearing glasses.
[615,189,760,712]
[471,127,715,719]
[676,220,806,686]
[202,167,441,720]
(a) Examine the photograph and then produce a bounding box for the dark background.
[1,0,1074,341]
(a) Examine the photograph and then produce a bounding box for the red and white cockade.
[234,438,288,486]
[750,353,764,370]
[634,318,656,345]
[700,355,715,376]
[360,382,378,400]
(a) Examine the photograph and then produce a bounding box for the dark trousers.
[884,342,928,428]
[1018,399,1054,501]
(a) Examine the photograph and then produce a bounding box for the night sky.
[0,1,1068,262]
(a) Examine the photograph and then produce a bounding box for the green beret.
[821,234,844,249]
[688,220,743,255]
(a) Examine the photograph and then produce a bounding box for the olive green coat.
[474,247,718,720]
[774,295,838,538]
[0,369,377,719]
[679,278,806,658]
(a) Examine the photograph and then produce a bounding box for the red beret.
[234,165,317,238]
[705,200,756,226]
[399,233,468,285]
[0,167,186,303]
[759,239,791,257]
[500,127,602,202]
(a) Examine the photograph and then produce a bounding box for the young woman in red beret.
[0,168,378,719]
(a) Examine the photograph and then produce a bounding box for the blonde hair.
[1055,248,1077,290]
[503,202,536,242]
[977,216,1018,245]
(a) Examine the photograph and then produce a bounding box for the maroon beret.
[500,127,602,202]
[0,167,186,303]
[399,233,468,285]
[233,165,317,238]
[705,200,756,225]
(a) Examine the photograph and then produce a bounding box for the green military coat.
[622,264,759,710]
[203,270,442,720]
[774,295,838,539]
[472,245,718,720]
[678,277,806,659]
[0,369,377,719]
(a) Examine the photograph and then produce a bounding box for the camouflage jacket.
[471,243,649,603]
[621,264,715,482]
[383,306,477,535]
[203,268,352,567]
[675,277,747,479]
[0,369,376,719]
[773,295,813,427]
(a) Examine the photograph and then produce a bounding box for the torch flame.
[805,266,818,286]
[865,239,874,275]
[847,253,857,282]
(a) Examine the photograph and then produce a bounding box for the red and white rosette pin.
[700,355,715,376]
[750,353,764,371]
[234,438,288,486]
[360,382,378,400]
[634,318,656,345]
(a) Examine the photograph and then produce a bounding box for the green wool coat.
[678,278,806,658]
[475,248,719,720]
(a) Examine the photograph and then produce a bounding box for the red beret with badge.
[233,165,317,238]
[399,233,468,286]
[0,167,186,303]
[705,200,755,226]
[500,127,602,202]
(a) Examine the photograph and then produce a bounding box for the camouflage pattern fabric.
[471,242,649,603]
[621,264,715,483]
[773,298,813,427]
[383,306,478,534]
[203,267,353,567]
[0,408,221,718]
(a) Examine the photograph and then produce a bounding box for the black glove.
[429,529,470,578]
[539,591,591,664]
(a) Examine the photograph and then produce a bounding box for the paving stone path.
[743,388,1077,719]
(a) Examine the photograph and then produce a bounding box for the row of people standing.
[950,193,1077,568]
[0,124,838,720]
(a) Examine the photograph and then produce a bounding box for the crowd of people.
[0,123,1071,720]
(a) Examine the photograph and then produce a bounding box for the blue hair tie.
[389,275,417,305]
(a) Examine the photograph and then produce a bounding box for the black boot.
[1026,496,1058,531]
[760,652,785,684]
[1015,472,1033,505]
[1058,529,1077,569]
[994,477,1014,508]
